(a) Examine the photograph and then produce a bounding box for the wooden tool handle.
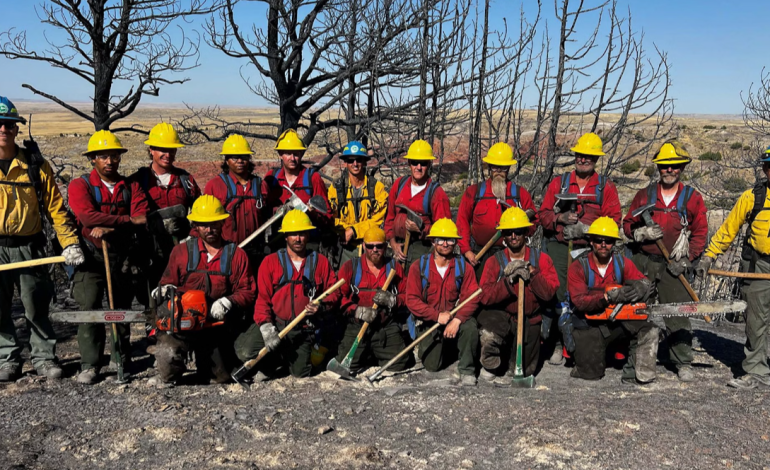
[0,256,65,273]
[475,231,501,259]
[516,279,525,348]
[708,269,770,280]
[102,243,115,310]
[238,206,286,248]
[654,239,709,321]
[354,269,398,342]
[401,232,411,266]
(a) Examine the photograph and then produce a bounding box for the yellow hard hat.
[363,227,386,244]
[496,207,533,230]
[144,123,184,149]
[586,216,620,240]
[570,132,605,157]
[428,218,461,239]
[279,209,316,233]
[404,139,436,161]
[652,141,691,165]
[275,129,307,151]
[220,134,254,156]
[83,130,128,156]
[483,142,517,166]
[187,195,229,223]
[310,345,328,367]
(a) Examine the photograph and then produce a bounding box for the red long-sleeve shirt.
[478,247,559,324]
[68,169,149,249]
[567,253,645,316]
[405,254,480,323]
[129,166,201,212]
[538,171,622,245]
[264,166,332,227]
[384,176,452,241]
[338,258,407,323]
[204,172,268,246]
[160,237,256,309]
[622,183,708,261]
[254,250,340,325]
[456,180,538,254]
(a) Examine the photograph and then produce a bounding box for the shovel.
[510,278,535,388]
[327,269,398,380]
[102,242,127,384]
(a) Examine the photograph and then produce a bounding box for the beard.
[491,175,508,200]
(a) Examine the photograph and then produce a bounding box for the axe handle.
[401,232,411,267]
[0,255,65,272]
[708,269,770,280]
[102,242,125,382]
[567,241,573,269]
[654,239,710,322]
[346,269,398,360]
[368,288,482,383]
[239,207,286,248]
[475,231,501,259]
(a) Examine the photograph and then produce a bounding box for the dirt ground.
[2,312,769,470]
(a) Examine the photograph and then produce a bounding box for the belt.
[0,232,45,248]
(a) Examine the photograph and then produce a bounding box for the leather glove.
[503,259,531,282]
[162,218,180,235]
[694,257,713,279]
[151,284,174,298]
[667,258,691,277]
[210,297,232,320]
[606,285,633,304]
[633,224,664,242]
[62,244,85,266]
[628,279,655,302]
[562,222,589,240]
[373,290,397,309]
[355,306,378,323]
[260,323,282,352]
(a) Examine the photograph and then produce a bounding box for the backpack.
[493,248,541,281]
[473,180,522,208]
[395,176,440,218]
[350,257,396,296]
[577,253,624,290]
[741,182,770,261]
[334,174,378,221]
[218,172,263,211]
[0,142,47,216]
[273,248,318,298]
[418,254,466,300]
[560,172,607,206]
[268,167,316,198]
[184,238,236,298]
[137,166,194,204]
[81,175,132,214]
[645,183,694,224]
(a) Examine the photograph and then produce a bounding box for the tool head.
[286,194,309,212]
[570,247,591,259]
[510,375,536,389]
[555,193,597,201]
[153,204,187,220]
[231,367,252,391]
[631,202,656,219]
[396,204,424,229]
[308,195,329,214]
[326,358,361,382]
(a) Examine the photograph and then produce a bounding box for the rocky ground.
[1,314,769,470]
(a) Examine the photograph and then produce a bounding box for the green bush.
[699,151,722,162]
[678,124,687,130]
[712,197,735,210]
[721,125,727,130]
[644,165,656,177]
[620,159,642,175]
[724,176,749,193]
[703,125,716,130]
[633,132,646,143]
[457,172,468,180]
[744,145,752,151]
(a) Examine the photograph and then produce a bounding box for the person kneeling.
[151,195,256,385]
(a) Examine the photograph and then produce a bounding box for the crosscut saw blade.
[50,310,150,323]
[643,300,746,318]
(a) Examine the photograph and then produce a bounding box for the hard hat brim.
[404,155,436,161]
[82,147,129,157]
[145,139,185,149]
[585,229,620,239]
[0,116,26,125]
[653,158,690,165]
[278,224,316,233]
[221,150,255,156]
[341,153,372,160]
[571,147,606,157]
[483,156,518,166]
[496,221,534,230]
[275,144,307,151]
[426,233,462,239]
[187,212,229,223]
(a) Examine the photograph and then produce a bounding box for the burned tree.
[0,0,221,131]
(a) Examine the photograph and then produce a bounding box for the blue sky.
[0,0,766,115]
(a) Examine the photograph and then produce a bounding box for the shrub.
[678,124,687,130]
[703,125,716,130]
[712,197,735,210]
[644,165,656,177]
[620,159,641,175]
[724,176,749,193]
[457,171,468,180]
[744,145,752,151]
[633,131,646,143]
[721,125,727,130]
[699,151,722,162]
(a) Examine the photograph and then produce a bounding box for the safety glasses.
[503,228,528,237]
[93,154,122,162]
[0,122,18,131]
[434,238,457,246]
[590,237,614,246]
[657,164,683,171]
[365,243,386,250]
[344,157,367,164]
[227,155,252,161]
[408,160,429,167]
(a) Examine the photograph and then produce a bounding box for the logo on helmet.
[0,104,8,114]
[350,145,359,154]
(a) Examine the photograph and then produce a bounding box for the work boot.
[34,360,63,380]
[677,365,695,383]
[548,346,563,365]
[479,330,502,370]
[727,374,770,390]
[0,363,21,382]
[479,368,496,383]
[77,368,100,385]
[460,374,477,387]
[621,377,653,387]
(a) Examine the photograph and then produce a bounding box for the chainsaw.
[585,285,747,321]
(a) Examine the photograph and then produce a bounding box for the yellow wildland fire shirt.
[0,147,78,247]
[328,175,388,239]
[706,185,770,258]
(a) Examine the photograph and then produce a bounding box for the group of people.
[1,95,769,390]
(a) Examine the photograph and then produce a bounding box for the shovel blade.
[510,375,536,389]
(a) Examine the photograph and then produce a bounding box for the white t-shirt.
[598,265,609,277]
[661,191,676,207]
[435,261,449,278]
[102,180,117,195]
[292,259,303,272]
[206,252,216,263]
[156,172,172,187]
[411,182,427,198]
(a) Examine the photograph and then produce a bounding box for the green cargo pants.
[242,322,314,378]
[334,320,409,373]
[406,239,432,269]
[72,257,138,370]
[0,242,57,368]
[632,253,693,367]
[739,258,770,378]
[416,317,479,376]
[546,240,570,303]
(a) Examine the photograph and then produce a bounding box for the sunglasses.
[0,122,18,130]
[590,237,614,246]
[657,164,683,171]
[434,238,457,246]
[503,228,528,237]
[365,243,386,250]
[227,155,252,161]
[408,161,429,167]
[93,154,122,162]
[344,157,367,164]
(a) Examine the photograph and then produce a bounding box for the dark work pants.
[478,309,540,377]
[243,324,315,378]
[572,320,658,382]
[334,320,409,373]
[154,327,233,384]
[416,317,479,376]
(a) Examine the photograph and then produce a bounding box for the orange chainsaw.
[155,288,224,333]
[585,285,746,321]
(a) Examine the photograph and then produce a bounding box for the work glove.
[354,306,378,324]
[121,258,142,275]
[556,211,579,226]
[260,323,282,352]
[633,224,664,242]
[151,284,175,299]
[162,218,181,235]
[628,279,655,302]
[62,244,85,266]
[524,209,536,220]
[373,290,397,309]
[667,258,692,277]
[503,259,531,283]
[562,222,590,240]
[606,285,635,304]
[210,297,232,321]
[694,256,714,279]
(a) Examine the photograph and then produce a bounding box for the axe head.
[631,202,656,219]
[152,204,187,220]
[396,204,424,230]
[286,194,309,212]
[326,358,360,382]
[308,195,329,214]
[555,193,597,201]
